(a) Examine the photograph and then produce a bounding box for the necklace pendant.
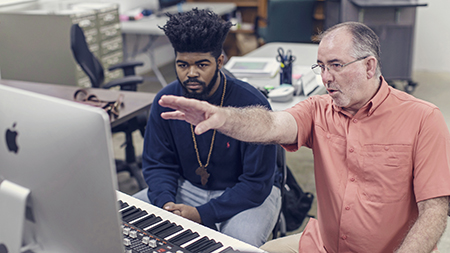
[195,166,210,186]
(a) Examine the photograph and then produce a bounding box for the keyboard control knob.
[129,230,138,238]
[123,227,131,235]
[142,236,150,244]
[123,238,131,247]
[148,239,157,248]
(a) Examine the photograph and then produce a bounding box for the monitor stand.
[0,180,31,253]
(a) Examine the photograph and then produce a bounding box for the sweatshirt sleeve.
[141,93,180,208]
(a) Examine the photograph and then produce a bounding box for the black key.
[167,230,192,243]
[169,230,199,246]
[124,209,148,223]
[201,242,223,253]
[185,236,209,251]
[152,222,175,235]
[122,208,146,222]
[189,239,218,252]
[120,206,138,218]
[118,200,128,209]
[133,214,162,229]
[157,224,183,238]
[146,220,171,234]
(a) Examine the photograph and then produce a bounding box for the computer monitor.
[0,84,124,253]
[158,0,185,10]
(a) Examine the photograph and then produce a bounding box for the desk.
[0,79,156,128]
[121,2,237,87]
[241,42,323,111]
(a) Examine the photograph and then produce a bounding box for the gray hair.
[317,22,382,78]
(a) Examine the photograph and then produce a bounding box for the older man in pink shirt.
[157,22,450,253]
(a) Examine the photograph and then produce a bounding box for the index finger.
[159,95,205,112]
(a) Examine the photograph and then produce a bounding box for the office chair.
[272,145,315,239]
[70,23,147,190]
[255,0,317,44]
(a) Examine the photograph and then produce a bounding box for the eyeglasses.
[311,56,369,75]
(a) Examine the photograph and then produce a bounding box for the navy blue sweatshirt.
[141,73,277,229]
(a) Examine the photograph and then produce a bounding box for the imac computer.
[0,84,124,252]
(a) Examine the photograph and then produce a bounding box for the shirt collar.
[364,76,390,117]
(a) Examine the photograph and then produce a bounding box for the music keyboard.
[117,191,265,253]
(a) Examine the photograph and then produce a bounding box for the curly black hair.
[159,8,233,58]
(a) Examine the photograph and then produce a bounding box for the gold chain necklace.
[191,72,226,185]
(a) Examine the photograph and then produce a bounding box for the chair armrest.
[108,60,144,76]
[102,75,144,90]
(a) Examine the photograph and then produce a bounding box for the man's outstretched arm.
[159,95,298,145]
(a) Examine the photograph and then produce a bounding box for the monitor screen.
[158,0,184,10]
[0,84,124,253]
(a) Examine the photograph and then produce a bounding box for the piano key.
[120,206,136,215]
[146,220,172,234]
[157,224,183,238]
[124,209,148,223]
[133,214,162,229]
[117,191,265,253]
[121,206,141,221]
[168,229,199,245]
[202,242,224,253]
[118,200,129,209]
[169,230,200,245]
[187,237,219,252]
[185,236,210,251]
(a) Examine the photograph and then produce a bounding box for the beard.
[179,66,220,100]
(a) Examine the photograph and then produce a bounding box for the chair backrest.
[70,24,105,88]
[265,0,316,43]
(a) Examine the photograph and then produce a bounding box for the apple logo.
[5,122,19,154]
[0,243,8,253]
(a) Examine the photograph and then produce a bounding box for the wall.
[413,0,450,73]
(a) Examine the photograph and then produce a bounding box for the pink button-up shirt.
[284,77,450,253]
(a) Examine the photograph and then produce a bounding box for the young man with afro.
[133,8,282,247]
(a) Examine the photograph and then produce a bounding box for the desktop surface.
[0,79,155,128]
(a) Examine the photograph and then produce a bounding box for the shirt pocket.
[361,144,413,203]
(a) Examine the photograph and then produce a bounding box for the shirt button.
[345,206,350,210]
[349,148,354,153]
[341,235,347,240]
[352,119,358,123]
[384,146,389,151]
[327,134,331,139]
[350,178,355,182]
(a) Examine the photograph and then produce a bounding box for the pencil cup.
[280,64,293,84]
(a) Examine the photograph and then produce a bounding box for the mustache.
[183,78,206,86]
